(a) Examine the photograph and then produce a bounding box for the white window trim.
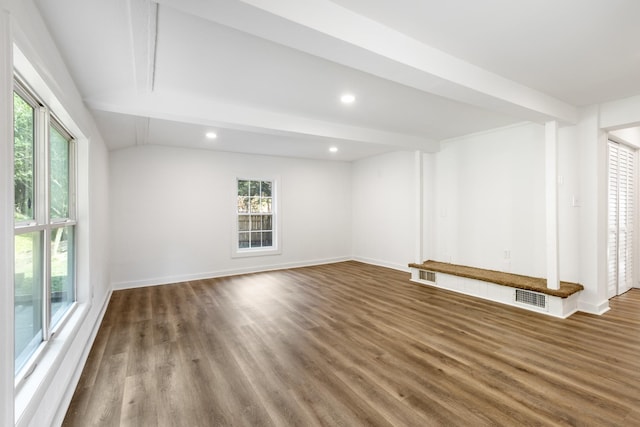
[231,176,282,258]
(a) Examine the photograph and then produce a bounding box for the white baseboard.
[351,256,410,273]
[112,257,352,290]
[577,299,610,316]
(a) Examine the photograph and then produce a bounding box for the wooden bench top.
[409,260,583,298]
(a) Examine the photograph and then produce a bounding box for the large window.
[237,179,275,251]
[14,80,76,376]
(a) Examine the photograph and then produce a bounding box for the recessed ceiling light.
[340,94,355,104]
[205,131,217,139]
[329,146,338,153]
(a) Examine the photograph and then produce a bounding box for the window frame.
[13,77,78,386]
[232,177,281,258]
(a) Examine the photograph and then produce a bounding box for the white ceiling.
[332,0,640,106]
[34,0,640,161]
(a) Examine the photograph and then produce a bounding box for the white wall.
[433,123,547,277]
[110,145,352,288]
[0,1,111,426]
[557,126,580,282]
[351,150,417,270]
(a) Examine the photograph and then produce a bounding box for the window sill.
[14,302,89,425]
[232,247,282,258]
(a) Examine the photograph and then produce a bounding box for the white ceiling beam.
[599,94,640,130]
[127,0,158,93]
[241,0,578,123]
[85,90,439,151]
[134,116,150,145]
[156,0,577,124]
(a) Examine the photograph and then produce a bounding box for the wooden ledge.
[409,260,583,298]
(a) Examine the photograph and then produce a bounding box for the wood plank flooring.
[63,261,640,426]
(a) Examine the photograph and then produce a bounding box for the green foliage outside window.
[14,92,34,221]
[50,126,70,219]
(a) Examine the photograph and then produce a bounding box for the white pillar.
[545,121,560,290]
[414,150,423,264]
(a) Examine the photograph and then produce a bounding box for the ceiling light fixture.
[340,93,355,104]
[329,146,338,153]
[205,131,217,139]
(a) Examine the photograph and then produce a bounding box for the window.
[13,79,77,377]
[236,179,276,252]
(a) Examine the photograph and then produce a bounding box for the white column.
[545,121,560,290]
[0,9,15,427]
[422,153,436,262]
[414,150,423,264]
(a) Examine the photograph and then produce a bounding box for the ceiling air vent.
[515,289,547,310]
[419,270,436,282]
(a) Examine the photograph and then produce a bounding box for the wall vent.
[419,270,436,282]
[514,289,547,309]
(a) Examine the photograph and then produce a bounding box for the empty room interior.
[2,0,640,426]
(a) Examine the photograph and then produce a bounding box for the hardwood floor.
[63,261,640,426]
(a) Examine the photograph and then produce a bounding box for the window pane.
[237,196,249,213]
[50,126,70,219]
[249,197,260,213]
[15,231,43,374]
[238,180,249,196]
[262,232,273,246]
[262,215,272,231]
[261,197,272,213]
[261,181,272,197]
[14,92,35,222]
[250,232,261,248]
[239,232,250,248]
[251,215,262,231]
[249,181,260,197]
[238,215,250,231]
[51,226,74,327]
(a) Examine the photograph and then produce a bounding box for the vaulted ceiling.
[34,0,640,161]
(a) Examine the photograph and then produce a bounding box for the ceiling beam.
[599,94,640,130]
[134,116,150,145]
[85,90,439,151]
[127,0,158,93]
[157,0,578,124]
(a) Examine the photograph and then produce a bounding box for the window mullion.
[69,139,77,221]
[35,106,48,226]
[36,106,53,340]
[43,228,52,340]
